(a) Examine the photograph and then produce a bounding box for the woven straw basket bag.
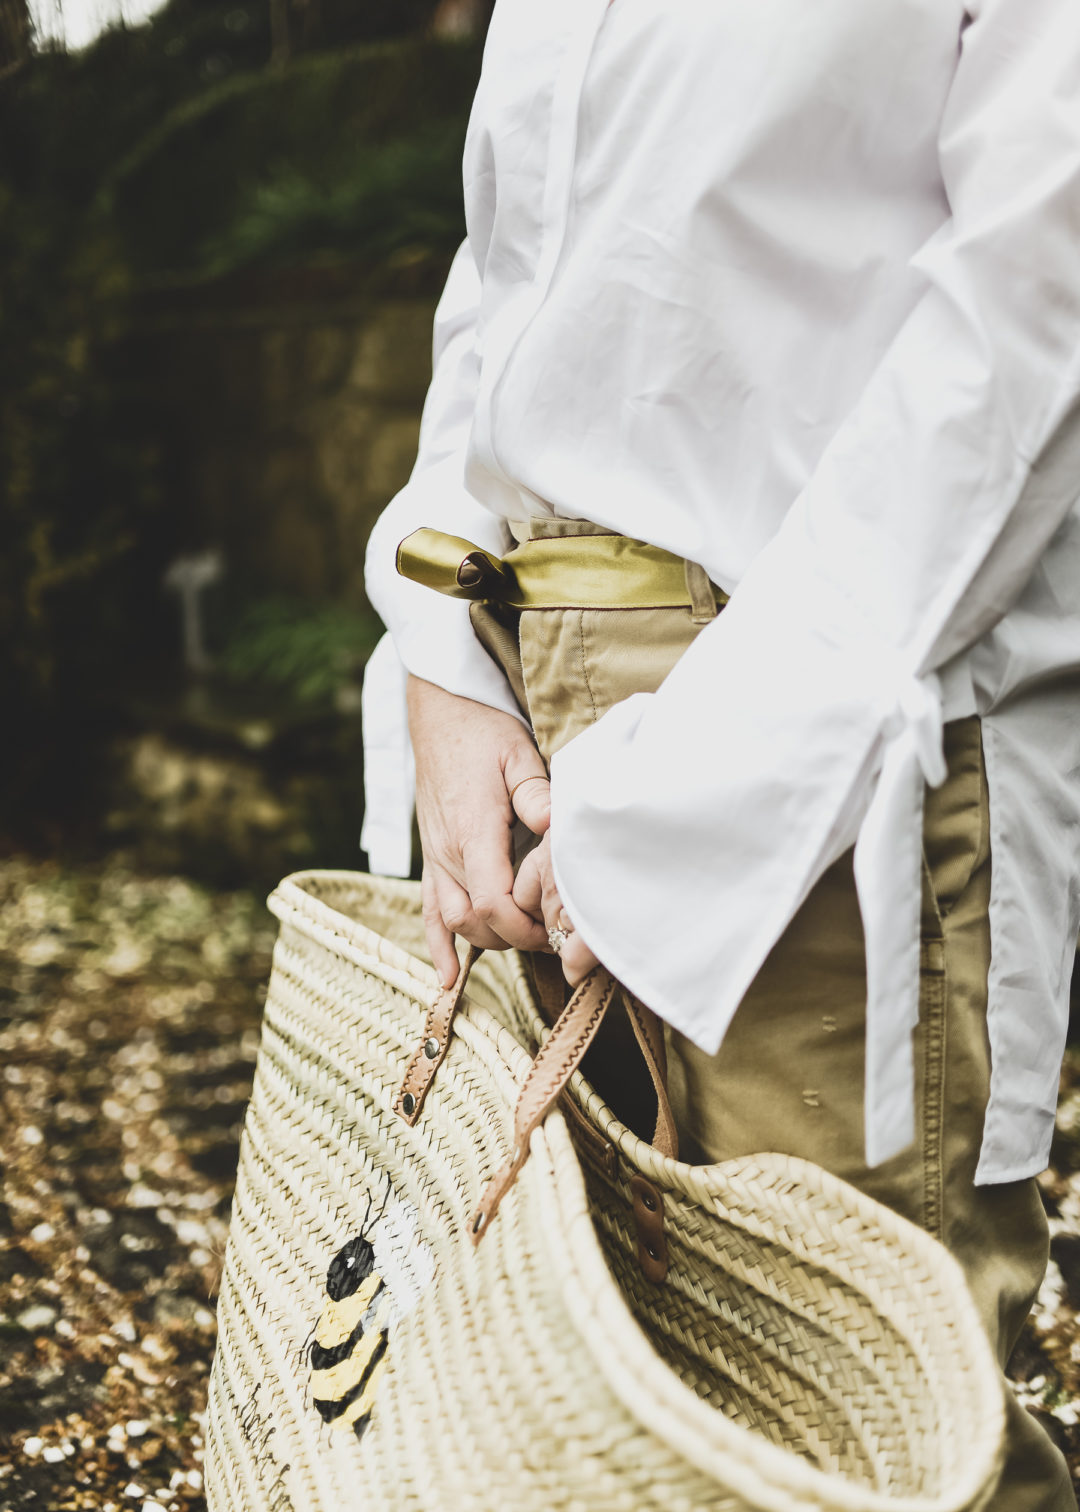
[205,869,1004,1512]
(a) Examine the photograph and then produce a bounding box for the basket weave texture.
[205,870,1005,1512]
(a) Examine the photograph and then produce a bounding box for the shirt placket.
[469,0,612,509]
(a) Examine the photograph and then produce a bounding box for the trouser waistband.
[395,525,728,614]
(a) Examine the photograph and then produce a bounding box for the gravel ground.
[0,855,273,1512]
[1,851,1080,1509]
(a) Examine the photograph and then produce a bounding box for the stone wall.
[132,264,448,606]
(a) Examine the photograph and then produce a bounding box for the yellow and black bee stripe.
[310,1234,391,1440]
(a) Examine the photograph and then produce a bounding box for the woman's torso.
[461,0,967,586]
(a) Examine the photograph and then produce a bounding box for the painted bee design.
[309,1232,393,1440]
[308,1186,435,1444]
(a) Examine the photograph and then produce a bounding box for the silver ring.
[547,926,570,955]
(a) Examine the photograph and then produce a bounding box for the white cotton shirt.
[363,0,1080,1183]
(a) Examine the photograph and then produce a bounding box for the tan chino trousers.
[470,518,1076,1511]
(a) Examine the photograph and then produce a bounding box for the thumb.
[504,741,550,835]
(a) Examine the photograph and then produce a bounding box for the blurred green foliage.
[197,130,468,278]
[219,597,382,705]
[103,35,477,278]
[0,0,479,840]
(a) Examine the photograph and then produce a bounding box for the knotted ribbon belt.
[396,527,728,611]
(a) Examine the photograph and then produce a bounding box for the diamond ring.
[547,926,570,955]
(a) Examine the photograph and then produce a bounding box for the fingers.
[547,896,601,985]
[421,868,462,989]
[513,836,602,986]
[504,742,550,836]
[460,827,549,953]
[407,679,554,963]
[430,864,515,954]
[510,775,551,835]
[559,930,600,987]
[512,848,543,920]
[511,833,560,934]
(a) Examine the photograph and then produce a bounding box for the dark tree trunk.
[295,0,322,50]
[0,0,32,68]
[269,0,291,65]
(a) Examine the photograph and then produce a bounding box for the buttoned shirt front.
[363,0,1080,1182]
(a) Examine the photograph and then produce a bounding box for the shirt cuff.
[361,633,415,878]
[548,548,946,1168]
[364,458,525,723]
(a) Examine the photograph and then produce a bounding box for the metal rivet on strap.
[641,1192,657,1212]
[423,1037,440,1060]
[646,1244,660,1262]
[401,1092,416,1116]
[472,1209,486,1235]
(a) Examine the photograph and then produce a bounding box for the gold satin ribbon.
[395,527,727,611]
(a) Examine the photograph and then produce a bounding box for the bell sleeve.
[548,0,1080,1166]
[361,242,522,875]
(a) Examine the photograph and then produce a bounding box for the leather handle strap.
[395,952,679,1244]
[533,957,678,1160]
[393,945,482,1125]
[529,951,569,1027]
[621,990,679,1161]
[469,968,620,1242]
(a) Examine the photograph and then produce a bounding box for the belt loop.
[685,560,718,624]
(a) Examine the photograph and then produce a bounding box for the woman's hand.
[407,674,552,987]
[512,832,600,987]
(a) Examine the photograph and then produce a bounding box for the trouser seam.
[921,953,946,1241]
[577,610,599,724]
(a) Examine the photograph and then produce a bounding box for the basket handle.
[621,985,680,1160]
[528,951,678,1158]
[393,944,483,1127]
[468,966,621,1239]
[394,946,678,1246]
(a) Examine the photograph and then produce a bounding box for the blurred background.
[1,0,493,886]
[0,4,501,1507]
[2,5,1080,1510]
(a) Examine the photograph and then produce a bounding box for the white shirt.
[363,0,1080,1183]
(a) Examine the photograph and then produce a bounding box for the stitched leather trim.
[470,968,618,1241]
[394,946,481,1126]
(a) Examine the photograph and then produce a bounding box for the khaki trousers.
[470,522,1076,1511]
